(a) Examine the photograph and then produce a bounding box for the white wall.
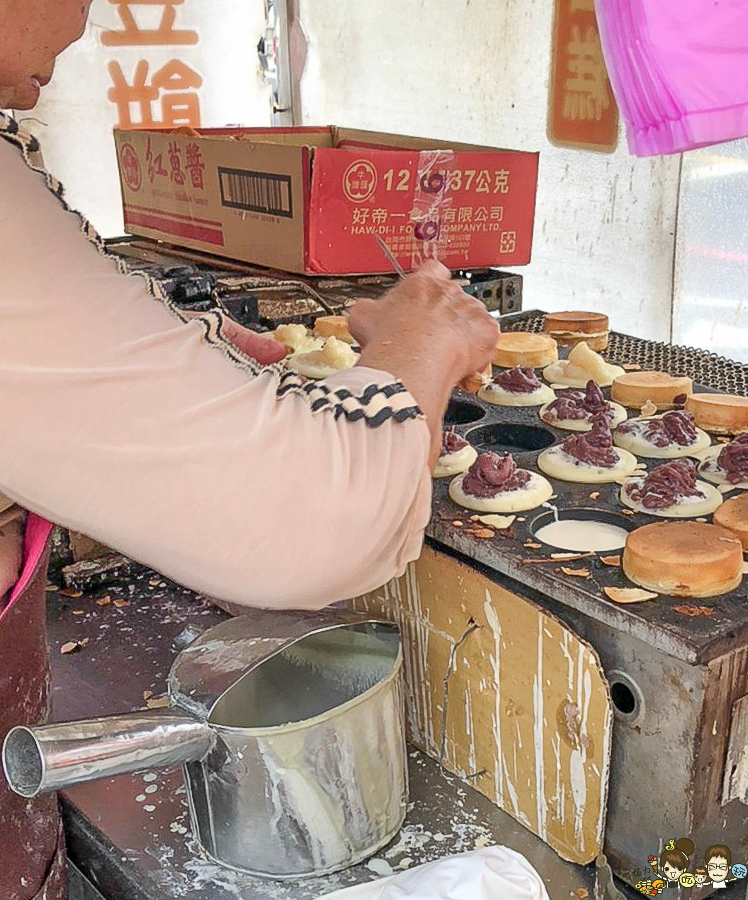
[298,0,681,342]
[674,140,748,363]
[21,0,273,237]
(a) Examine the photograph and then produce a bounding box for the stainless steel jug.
[2,609,407,879]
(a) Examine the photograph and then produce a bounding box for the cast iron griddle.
[427,320,746,666]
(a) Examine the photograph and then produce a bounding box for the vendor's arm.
[0,133,493,610]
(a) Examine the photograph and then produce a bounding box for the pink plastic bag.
[0,514,53,627]
[594,0,748,155]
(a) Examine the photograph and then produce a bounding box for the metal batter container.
[2,609,407,879]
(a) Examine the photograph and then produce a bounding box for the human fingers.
[0,58,55,111]
[430,294,498,380]
[467,303,501,349]
[221,320,288,364]
[423,279,494,345]
[243,334,290,365]
[374,260,452,311]
[35,59,56,88]
[456,333,497,383]
[462,307,500,368]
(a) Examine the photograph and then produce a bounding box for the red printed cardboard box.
[113,125,539,275]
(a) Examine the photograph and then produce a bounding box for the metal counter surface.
[46,566,651,900]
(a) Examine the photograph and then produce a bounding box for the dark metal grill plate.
[429,313,748,665]
[502,310,748,396]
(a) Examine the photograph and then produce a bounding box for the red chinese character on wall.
[107,59,202,127]
[102,0,198,47]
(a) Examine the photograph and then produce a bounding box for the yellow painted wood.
[352,545,612,864]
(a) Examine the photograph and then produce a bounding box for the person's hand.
[219,318,289,365]
[348,261,499,467]
[347,261,498,385]
[181,311,289,365]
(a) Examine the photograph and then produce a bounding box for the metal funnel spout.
[2,709,213,798]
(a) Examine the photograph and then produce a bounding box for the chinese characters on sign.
[102,0,203,128]
[143,134,205,188]
[102,0,198,46]
[346,162,518,262]
[548,0,619,151]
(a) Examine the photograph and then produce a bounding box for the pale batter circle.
[697,445,748,490]
[478,382,555,408]
[537,445,639,484]
[613,418,711,459]
[449,471,553,513]
[539,400,627,432]
[433,444,478,479]
[619,477,723,518]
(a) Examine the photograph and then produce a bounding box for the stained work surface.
[352,545,613,865]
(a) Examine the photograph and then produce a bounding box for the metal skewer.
[375,236,407,279]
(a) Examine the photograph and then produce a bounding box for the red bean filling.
[462,452,531,498]
[544,380,610,422]
[717,433,748,483]
[618,410,697,448]
[441,429,469,456]
[561,413,619,467]
[493,366,542,394]
[625,459,703,509]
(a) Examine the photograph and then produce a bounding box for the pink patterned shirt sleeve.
[0,119,432,609]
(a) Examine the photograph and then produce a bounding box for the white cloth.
[317,846,551,900]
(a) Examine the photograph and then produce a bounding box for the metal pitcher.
[2,609,407,879]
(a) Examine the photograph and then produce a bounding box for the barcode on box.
[218,168,293,218]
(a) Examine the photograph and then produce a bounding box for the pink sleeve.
[0,129,432,610]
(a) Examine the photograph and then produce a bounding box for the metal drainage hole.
[611,682,637,716]
[467,422,555,454]
[2,728,43,798]
[445,399,486,426]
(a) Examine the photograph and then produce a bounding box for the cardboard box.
[113,126,539,276]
